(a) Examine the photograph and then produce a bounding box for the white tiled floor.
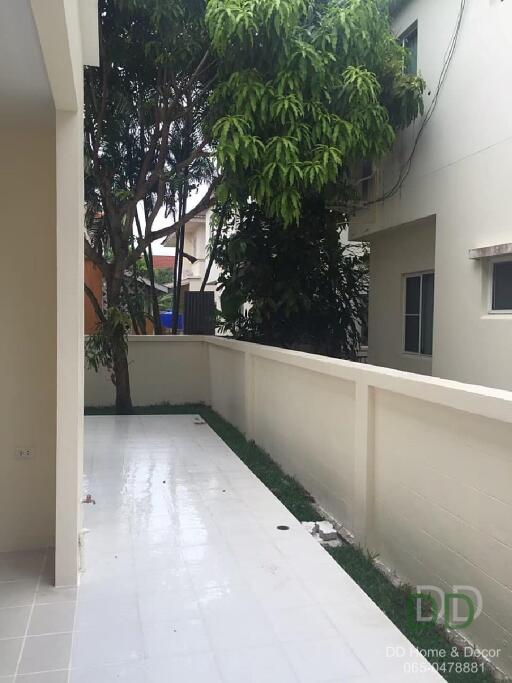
[0,415,444,682]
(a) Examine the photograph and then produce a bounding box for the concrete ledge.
[207,336,512,424]
[87,335,512,423]
[469,242,512,259]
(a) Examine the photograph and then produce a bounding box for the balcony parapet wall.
[85,335,512,676]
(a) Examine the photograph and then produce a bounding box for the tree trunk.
[129,266,144,334]
[134,212,162,335]
[112,341,133,414]
[147,243,163,334]
[172,187,188,334]
[172,197,187,334]
[108,259,134,414]
[171,226,180,333]
[173,222,186,334]
[200,205,226,292]
[325,218,343,359]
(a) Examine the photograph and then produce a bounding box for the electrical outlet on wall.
[15,448,33,459]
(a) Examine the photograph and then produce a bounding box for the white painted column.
[352,381,375,548]
[54,107,84,587]
[32,0,97,587]
[244,350,255,440]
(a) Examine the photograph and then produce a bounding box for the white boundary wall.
[85,336,211,407]
[85,335,512,674]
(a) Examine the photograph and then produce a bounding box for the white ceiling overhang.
[0,0,54,125]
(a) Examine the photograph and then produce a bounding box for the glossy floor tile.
[0,549,75,680]
[0,415,444,682]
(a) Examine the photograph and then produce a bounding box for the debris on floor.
[301,520,343,548]
[193,416,206,425]
[78,528,90,572]
[317,520,338,541]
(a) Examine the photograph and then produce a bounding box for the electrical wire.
[369,0,468,205]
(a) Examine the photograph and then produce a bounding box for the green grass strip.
[85,402,498,682]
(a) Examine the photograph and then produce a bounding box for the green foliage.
[206,0,425,224]
[136,261,173,310]
[85,307,130,379]
[136,261,172,287]
[154,268,172,286]
[216,199,369,358]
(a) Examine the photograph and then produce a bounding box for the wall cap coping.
[119,335,512,424]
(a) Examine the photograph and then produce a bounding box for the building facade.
[351,0,512,390]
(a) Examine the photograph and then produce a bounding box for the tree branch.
[139,141,211,208]
[135,120,163,200]
[127,178,220,266]
[174,141,211,173]
[84,238,109,277]
[183,251,198,264]
[201,203,228,291]
[188,49,211,88]
[84,283,106,325]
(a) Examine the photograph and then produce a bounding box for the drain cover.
[277,525,290,531]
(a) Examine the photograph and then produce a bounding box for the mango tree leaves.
[206,0,424,224]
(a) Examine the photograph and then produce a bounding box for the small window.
[404,271,434,355]
[491,260,512,311]
[400,23,418,75]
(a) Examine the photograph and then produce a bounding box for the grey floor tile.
[34,585,77,606]
[0,582,35,610]
[0,638,23,676]
[0,606,30,639]
[28,603,75,636]
[18,634,72,675]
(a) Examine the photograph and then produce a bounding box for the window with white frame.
[400,22,418,75]
[491,259,512,312]
[404,271,434,355]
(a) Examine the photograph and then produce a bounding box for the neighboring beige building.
[351,0,512,390]
[163,209,222,308]
[0,0,98,586]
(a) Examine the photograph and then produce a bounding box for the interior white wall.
[351,0,512,390]
[0,0,91,588]
[0,125,57,553]
[32,0,98,586]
